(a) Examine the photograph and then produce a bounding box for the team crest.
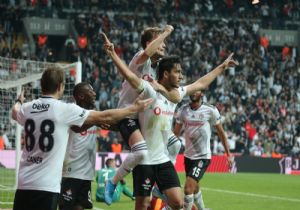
[66,189,72,196]
[145,178,150,184]
[127,119,136,127]
[198,160,203,168]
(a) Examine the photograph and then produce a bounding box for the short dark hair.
[141,27,162,49]
[105,158,114,168]
[40,66,65,94]
[73,82,90,98]
[157,55,181,81]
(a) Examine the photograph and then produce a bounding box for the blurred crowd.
[0,0,299,158]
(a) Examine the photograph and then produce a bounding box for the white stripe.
[93,207,105,210]
[203,187,300,203]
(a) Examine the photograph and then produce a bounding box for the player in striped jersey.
[101,33,238,210]
[174,90,234,210]
[11,67,153,210]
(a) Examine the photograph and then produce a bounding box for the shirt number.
[24,119,55,152]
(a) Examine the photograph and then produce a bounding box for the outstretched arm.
[101,32,142,90]
[185,53,239,96]
[77,94,153,130]
[135,25,174,65]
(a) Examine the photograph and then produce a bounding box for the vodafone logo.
[80,131,87,136]
[153,107,161,115]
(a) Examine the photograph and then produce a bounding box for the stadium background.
[0,0,300,209]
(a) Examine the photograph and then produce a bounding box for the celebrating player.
[174,90,234,210]
[11,66,152,210]
[101,32,238,210]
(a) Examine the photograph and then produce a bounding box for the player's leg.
[105,119,148,205]
[14,189,59,210]
[74,180,93,210]
[59,178,81,210]
[156,161,183,210]
[183,177,197,210]
[185,158,211,210]
[133,165,155,210]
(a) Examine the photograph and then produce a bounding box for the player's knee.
[135,148,148,161]
[184,182,195,195]
[132,140,148,162]
[168,198,183,210]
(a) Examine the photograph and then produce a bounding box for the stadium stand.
[0,0,299,158]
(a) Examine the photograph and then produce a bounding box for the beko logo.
[31,103,50,113]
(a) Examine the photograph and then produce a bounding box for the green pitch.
[1,172,300,210]
[92,172,300,210]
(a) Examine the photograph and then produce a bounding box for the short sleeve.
[178,86,187,102]
[139,80,157,99]
[58,103,90,127]
[16,105,26,126]
[211,107,221,125]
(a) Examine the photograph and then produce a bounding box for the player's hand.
[227,154,235,169]
[132,93,153,112]
[221,53,239,71]
[100,32,114,56]
[164,25,174,34]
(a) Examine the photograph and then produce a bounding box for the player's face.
[189,90,203,102]
[168,63,183,88]
[83,85,96,109]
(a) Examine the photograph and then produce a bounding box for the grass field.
[1,172,299,210]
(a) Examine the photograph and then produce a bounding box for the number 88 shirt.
[16,96,90,193]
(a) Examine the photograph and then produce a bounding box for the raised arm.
[135,25,174,65]
[185,53,239,96]
[101,32,142,90]
[11,89,25,121]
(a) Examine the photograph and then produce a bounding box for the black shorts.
[184,157,211,182]
[132,161,181,196]
[118,118,140,144]
[13,189,59,210]
[59,178,92,210]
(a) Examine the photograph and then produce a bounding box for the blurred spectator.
[77,33,88,51]
[111,138,122,154]
[37,33,48,48]
[0,1,299,155]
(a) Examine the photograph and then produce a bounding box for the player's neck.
[150,55,160,68]
[41,92,59,99]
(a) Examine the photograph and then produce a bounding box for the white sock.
[112,141,148,184]
[167,135,182,164]
[183,194,194,210]
[162,205,173,210]
[194,191,205,210]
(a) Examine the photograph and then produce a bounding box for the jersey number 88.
[24,119,55,152]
